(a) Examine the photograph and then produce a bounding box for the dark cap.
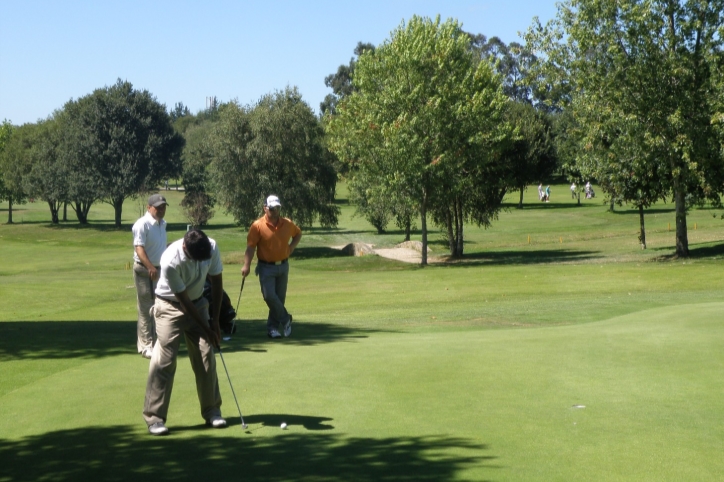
[148,194,168,207]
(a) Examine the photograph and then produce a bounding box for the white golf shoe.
[148,422,169,436]
[206,416,227,428]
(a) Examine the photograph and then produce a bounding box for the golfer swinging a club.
[242,195,302,339]
[143,229,227,435]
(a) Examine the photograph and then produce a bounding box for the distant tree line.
[0,83,338,230]
[4,3,724,261]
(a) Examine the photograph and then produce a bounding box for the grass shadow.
[442,249,600,267]
[224,319,390,349]
[293,246,348,260]
[650,241,724,260]
[501,202,599,210]
[0,320,393,361]
[0,425,496,482]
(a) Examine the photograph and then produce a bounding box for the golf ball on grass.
[280,423,287,430]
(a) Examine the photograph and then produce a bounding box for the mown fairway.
[1,185,723,481]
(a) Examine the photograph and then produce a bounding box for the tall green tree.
[23,116,68,224]
[327,16,511,262]
[0,122,33,224]
[62,79,184,226]
[180,120,217,226]
[502,102,557,208]
[526,0,724,256]
[210,87,339,228]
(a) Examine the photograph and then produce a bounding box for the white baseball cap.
[266,195,281,208]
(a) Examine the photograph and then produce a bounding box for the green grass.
[1,185,724,481]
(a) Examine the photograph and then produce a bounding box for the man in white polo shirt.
[132,194,168,359]
[143,229,226,436]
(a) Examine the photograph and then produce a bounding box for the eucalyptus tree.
[327,16,511,261]
[62,79,184,226]
[526,0,724,256]
[320,42,375,116]
[210,87,339,228]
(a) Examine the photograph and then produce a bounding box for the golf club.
[217,347,248,429]
[230,276,245,335]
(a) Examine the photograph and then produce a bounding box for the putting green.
[1,302,721,481]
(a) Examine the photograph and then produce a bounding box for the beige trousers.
[142,297,222,426]
[133,263,157,353]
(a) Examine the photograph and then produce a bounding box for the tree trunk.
[638,205,646,249]
[420,188,428,266]
[673,184,689,257]
[63,202,68,222]
[577,191,581,206]
[445,207,455,255]
[7,196,13,224]
[455,198,464,257]
[113,197,123,228]
[609,198,615,212]
[72,200,90,224]
[404,218,411,241]
[48,200,60,224]
[518,187,524,209]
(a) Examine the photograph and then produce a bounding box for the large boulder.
[341,242,376,257]
[395,240,431,253]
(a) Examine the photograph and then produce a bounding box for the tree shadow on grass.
[0,320,390,361]
[501,202,599,210]
[0,425,496,482]
[443,249,600,267]
[649,241,724,259]
[293,246,348,260]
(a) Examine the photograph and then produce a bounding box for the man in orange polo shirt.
[242,195,302,338]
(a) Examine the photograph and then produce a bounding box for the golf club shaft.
[231,277,245,334]
[218,348,247,428]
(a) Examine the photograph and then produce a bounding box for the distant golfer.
[143,229,226,436]
[242,195,302,339]
[132,193,168,359]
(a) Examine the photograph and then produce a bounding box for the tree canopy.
[327,16,511,262]
[526,0,724,256]
[210,87,339,228]
[61,79,184,226]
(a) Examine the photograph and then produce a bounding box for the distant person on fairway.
[143,229,226,436]
[538,183,544,201]
[545,185,551,202]
[242,195,302,339]
[132,194,168,359]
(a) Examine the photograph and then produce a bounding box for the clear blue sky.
[0,0,558,125]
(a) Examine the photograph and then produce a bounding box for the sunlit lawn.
[1,184,723,481]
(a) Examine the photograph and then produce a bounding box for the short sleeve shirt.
[132,211,167,266]
[247,216,301,263]
[155,238,223,301]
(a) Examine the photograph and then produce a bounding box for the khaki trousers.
[143,297,222,426]
[133,263,157,353]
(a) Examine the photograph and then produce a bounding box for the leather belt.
[135,261,160,269]
[258,259,287,265]
[158,296,204,306]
